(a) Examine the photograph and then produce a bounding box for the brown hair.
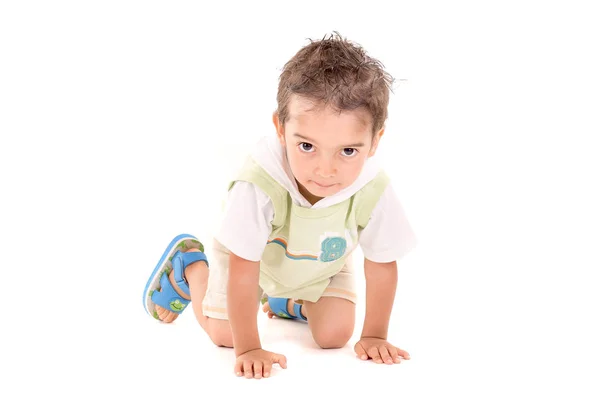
[276,32,394,134]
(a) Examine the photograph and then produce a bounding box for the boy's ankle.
[286,299,305,318]
[168,270,191,301]
[183,259,208,283]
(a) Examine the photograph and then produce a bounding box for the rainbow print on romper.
[267,237,318,260]
[267,235,348,262]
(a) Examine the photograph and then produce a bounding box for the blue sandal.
[142,234,208,320]
[266,296,307,321]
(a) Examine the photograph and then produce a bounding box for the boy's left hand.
[354,337,410,364]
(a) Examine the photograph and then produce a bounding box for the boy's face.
[273,95,384,205]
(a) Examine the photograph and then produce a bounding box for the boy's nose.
[316,158,336,178]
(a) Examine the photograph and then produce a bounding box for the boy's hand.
[234,348,287,379]
[354,337,410,365]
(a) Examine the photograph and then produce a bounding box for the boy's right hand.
[234,348,287,379]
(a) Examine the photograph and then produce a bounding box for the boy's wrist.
[360,326,388,340]
[234,344,262,357]
[229,315,262,356]
[233,328,262,356]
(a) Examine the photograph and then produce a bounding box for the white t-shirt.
[215,136,417,263]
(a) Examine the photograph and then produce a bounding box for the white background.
[1,1,599,399]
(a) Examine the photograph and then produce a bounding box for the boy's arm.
[360,258,398,339]
[355,257,410,364]
[227,252,262,356]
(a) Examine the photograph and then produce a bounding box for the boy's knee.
[312,324,354,349]
[207,319,233,348]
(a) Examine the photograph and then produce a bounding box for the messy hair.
[276,32,394,134]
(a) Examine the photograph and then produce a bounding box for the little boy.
[142,32,417,379]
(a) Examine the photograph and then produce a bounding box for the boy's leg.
[188,239,264,348]
[261,296,354,349]
[306,258,357,348]
[151,246,234,347]
[261,261,356,349]
[303,297,355,349]
[184,251,233,347]
[261,297,354,349]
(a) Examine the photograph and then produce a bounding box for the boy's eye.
[342,148,357,157]
[299,142,314,152]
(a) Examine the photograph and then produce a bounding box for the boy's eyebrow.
[292,133,365,147]
[293,133,316,142]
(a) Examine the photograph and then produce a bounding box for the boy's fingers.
[388,347,401,363]
[273,353,287,369]
[354,342,368,360]
[367,347,382,363]
[253,361,263,379]
[397,348,411,360]
[234,361,243,377]
[243,360,253,378]
[378,345,393,364]
[263,362,272,378]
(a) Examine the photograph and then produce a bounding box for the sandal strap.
[172,251,208,297]
[150,271,191,314]
[267,297,294,319]
[268,296,307,321]
[293,302,306,321]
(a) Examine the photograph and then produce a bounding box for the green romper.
[202,157,390,319]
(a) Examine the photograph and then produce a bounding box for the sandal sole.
[142,233,204,317]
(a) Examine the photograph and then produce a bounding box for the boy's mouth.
[312,181,336,188]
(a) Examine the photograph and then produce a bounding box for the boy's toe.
[155,304,179,323]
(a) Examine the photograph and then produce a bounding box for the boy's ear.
[368,128,385,157]
[272,112,286,146]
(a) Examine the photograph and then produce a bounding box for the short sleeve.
[214,181,274,262]
[358,184,417,263]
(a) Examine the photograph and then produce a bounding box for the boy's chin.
[297,178,350,201]
[306,181,342,196]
